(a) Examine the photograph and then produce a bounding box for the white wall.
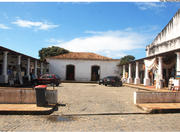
[146,38,180,57]
[146,10,180,57]
[151,10,180,46]
[46,59,120,81]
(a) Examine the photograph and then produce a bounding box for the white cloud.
[12,19,59,30]
[0,24,11,29]
[48,28,154,58]
[135,2,166,10]
[46,38,63,44]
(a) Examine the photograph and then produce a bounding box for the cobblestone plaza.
[0,83,180,131]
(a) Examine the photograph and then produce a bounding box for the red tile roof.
[47,52,119,61]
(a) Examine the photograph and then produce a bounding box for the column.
[174,52,180,89]
[17,55,21,65]
[34,60,37,79]
[158,56,163,80]
[176,52,180,76]
[144,60,150,86]
[17,55,23,85]
[27,58,31,81]
[127,63,132,83]
[122,65,126,82]
[122,65,126,79]
[156,56,163,89]
[40,62,44,75]
[2,51,8,83]
[134,61,140,84]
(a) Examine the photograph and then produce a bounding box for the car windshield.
[41,75,47,79]
[106,76,120,80]
[107,76,116,79]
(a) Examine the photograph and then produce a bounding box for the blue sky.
[0,2,180,59]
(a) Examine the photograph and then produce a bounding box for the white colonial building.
[46,52,120,82]
[122,9,180,90]
[0,46,48,85]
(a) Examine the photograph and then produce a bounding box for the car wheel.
[105,84,107,86]
[51,83,55,86]
[56,83,59,86]
[119,82,122,86]
[114,82,118,87]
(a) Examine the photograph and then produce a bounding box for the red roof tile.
[47,52,118,61]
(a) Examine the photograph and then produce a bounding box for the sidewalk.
[124,83,172,92]
[0,104,57,115]
[136,103,180,113]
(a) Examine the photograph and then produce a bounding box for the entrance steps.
[124,83,170,92]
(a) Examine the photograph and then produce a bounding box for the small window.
[55,75,60,79]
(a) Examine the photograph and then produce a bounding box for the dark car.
[98,77,105,85]
[34,74,61,86]
[103,76,122,87]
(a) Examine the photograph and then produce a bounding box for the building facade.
[122,9,180,90]
[0,46,48,85]
[46,52,120,82]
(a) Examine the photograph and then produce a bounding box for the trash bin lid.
[35,85,47,89]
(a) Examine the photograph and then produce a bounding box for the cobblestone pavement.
[0,83,180,131]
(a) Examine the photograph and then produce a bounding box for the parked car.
[34,74,61,86]
[98,77,105,85]
[103,76,122,87]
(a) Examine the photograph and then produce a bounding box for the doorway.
[91,66,100,81]
[0,64,2,75]
[66,65,75,80]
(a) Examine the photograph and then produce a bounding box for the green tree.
[118,55,135,77]
[119,55,135,65]
[39,46,69,61]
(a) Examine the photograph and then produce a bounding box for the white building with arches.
[121,9,180,90]
[46,52,120,82]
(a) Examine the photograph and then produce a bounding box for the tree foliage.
[119,55,135,65]
[39,46,69,61]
